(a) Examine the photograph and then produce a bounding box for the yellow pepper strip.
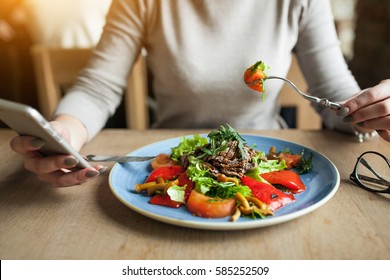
[230,206,241,222]
[235,192,250,209]
[135,178,180,196]
[232,192,274,220]
[163,179,179,194]
[246,197,273,215]
[156,176,165,184]
[134,182,158,193]
[134,182,167,195]
[238,205,255,215]
[217,174,239,186]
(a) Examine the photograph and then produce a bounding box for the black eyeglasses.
[350,151,390,194]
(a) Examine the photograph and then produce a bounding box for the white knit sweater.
[55,0,359,140]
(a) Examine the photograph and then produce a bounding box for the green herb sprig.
[201,124,247,159]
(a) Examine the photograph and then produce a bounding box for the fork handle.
[266,76,341,110]
[297,94,341,110]
[318,98,341,110]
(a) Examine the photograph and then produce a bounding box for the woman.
[9,0,390,187]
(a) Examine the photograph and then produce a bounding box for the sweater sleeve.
[294,0,360,133]
[54,0,146,141]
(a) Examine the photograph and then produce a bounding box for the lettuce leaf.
[166,185,187,203]
[186,156,251,199]
[171,134,208,161]
[246,158,288,181]
[258,159,287,173]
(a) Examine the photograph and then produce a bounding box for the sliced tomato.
[278,152,302,169]
[150,194,182,208]
[151,153,178,169]
[186,190,236,218]
[241,176,295,211]
[260,170,306,193]
[243,61,267,93]
[144,165,185,183]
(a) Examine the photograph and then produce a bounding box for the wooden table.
[0,129,389,260]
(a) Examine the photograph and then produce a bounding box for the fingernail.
[337,107,350,116]
[98,166,108,174]
[343,115,354,122]
[86,170,100,178]
[64,157,78,167]
[30,138,45,148]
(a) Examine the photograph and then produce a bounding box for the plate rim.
[108,134,340,230]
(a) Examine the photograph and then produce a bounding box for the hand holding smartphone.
[0,98,93,169]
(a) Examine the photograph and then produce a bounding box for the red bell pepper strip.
[260,170,306,194]
[148,169,194,208]
[150,194,183,208]
[241,176,295,211]
[144,166,185,183]
[177,172,195,202]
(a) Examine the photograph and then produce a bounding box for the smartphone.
[0,98,93,169]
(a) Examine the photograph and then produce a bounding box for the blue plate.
[108,135,339,230]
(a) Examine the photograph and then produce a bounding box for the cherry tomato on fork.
[243,61,268,93]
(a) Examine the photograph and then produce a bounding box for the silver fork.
[85,154,155,162]
[247,76,341,110]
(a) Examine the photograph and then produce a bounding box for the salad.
[134,125,312,222]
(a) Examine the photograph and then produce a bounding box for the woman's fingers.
[19,150,103,187]
[10,135,78,174]
[37,166,104,188]
[338,79,390,142]
[377,130,390,142]
[9,134,106,187]
[343,99,390,130]
[10,135,45,154]
[23,154,79,174]
[341,79,390,116]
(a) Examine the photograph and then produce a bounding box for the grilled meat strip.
[194,140,262,178]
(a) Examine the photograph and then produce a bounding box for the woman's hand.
[338,79,390,142]
[9,120,105,187]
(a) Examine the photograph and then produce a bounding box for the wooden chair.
[279,55,322,129]
[31,45,149,130]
